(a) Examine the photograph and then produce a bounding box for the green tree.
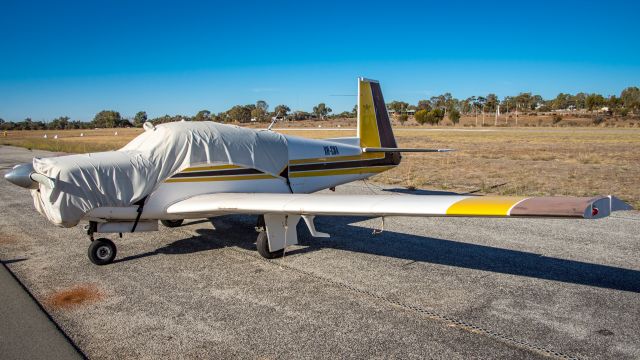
[429,108,445,125]
[574,93,587,110]
[430,95,443,110]
[134,111,147,127]
[251,101,269,122]
[415,109,429,125]
[607,95,622,112]
[387,101,409,113]
[417,99,432,111]
[501,96,515,113]
[551,93,570,110]
[415,109,443,125]
[585,93,606,111]
[515,93,532,110]
[398,114,409,125]
[274,104,291,118]
[621,87,640,113]
[49,116,70,130]
[449,109,461,125]
[312,103,332,119]
[93,110,122,128]
[485,94,499,112]
[193,110,211,121]
[442,93,455,112]
[227,105,253,123]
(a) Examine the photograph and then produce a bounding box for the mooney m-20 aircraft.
[5,78,622,265]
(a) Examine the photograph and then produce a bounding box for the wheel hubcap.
[96,246,111,260]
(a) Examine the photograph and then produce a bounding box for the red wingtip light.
[592,207,599,217]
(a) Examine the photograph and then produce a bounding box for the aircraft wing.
[167,193,613,219]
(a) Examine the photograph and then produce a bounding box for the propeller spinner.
[4,163,55,189]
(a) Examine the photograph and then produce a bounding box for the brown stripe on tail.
[370,81,397,148]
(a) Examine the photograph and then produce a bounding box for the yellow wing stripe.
[446,196,527,216]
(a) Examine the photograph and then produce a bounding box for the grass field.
[2,125,638,208]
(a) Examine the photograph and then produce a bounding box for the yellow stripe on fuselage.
[446,196,527,216]
[289,152,385,165]
[165,174,275,183]
[167,156,397,183]
[182,164,242,172]
[289,166,395,178]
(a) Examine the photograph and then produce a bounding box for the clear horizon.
[1,0,639,121]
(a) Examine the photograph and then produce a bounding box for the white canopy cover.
[31,121,289,227]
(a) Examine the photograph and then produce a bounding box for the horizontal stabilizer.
[363,147,454,153]
[168,193,616,220]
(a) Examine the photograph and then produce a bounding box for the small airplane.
[4,78,621,265]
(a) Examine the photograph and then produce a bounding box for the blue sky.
[1,0,639,121]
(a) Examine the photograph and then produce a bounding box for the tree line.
[2,87,639,130]
[387,86,640,125]
[0,101,337,130]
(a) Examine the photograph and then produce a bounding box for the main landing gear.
[255,232,284,259]
[161,219,184,228]
[254,215,284,259]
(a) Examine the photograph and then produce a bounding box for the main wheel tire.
[256,232,284,259]
[88,238,117,265]
[161,219,184,228]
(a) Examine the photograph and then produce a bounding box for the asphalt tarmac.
[0,145,638,359]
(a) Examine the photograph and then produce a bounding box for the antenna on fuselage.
[267,116,278,131]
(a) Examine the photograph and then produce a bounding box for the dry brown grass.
[0,128,142,153]
[2,125,639,208]
[281,127,640,208]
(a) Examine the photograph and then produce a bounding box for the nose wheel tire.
[88,238,117,265]
[256,232,284,259]
[161,219,184,228]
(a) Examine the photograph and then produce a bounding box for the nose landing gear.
[88,238,117,265]
[85,221,117,265]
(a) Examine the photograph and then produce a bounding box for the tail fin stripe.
[370,82,398,148]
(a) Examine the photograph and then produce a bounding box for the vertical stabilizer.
[357,77,397,149]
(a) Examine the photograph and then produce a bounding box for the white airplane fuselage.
[86,132,400,222]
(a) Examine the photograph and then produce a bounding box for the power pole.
[475,107,478,126]
[482,106,485,126]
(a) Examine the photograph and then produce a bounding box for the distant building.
[289,111,314,121]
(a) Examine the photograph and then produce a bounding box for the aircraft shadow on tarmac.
[1,258,28,265]
[117,214,640,293]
